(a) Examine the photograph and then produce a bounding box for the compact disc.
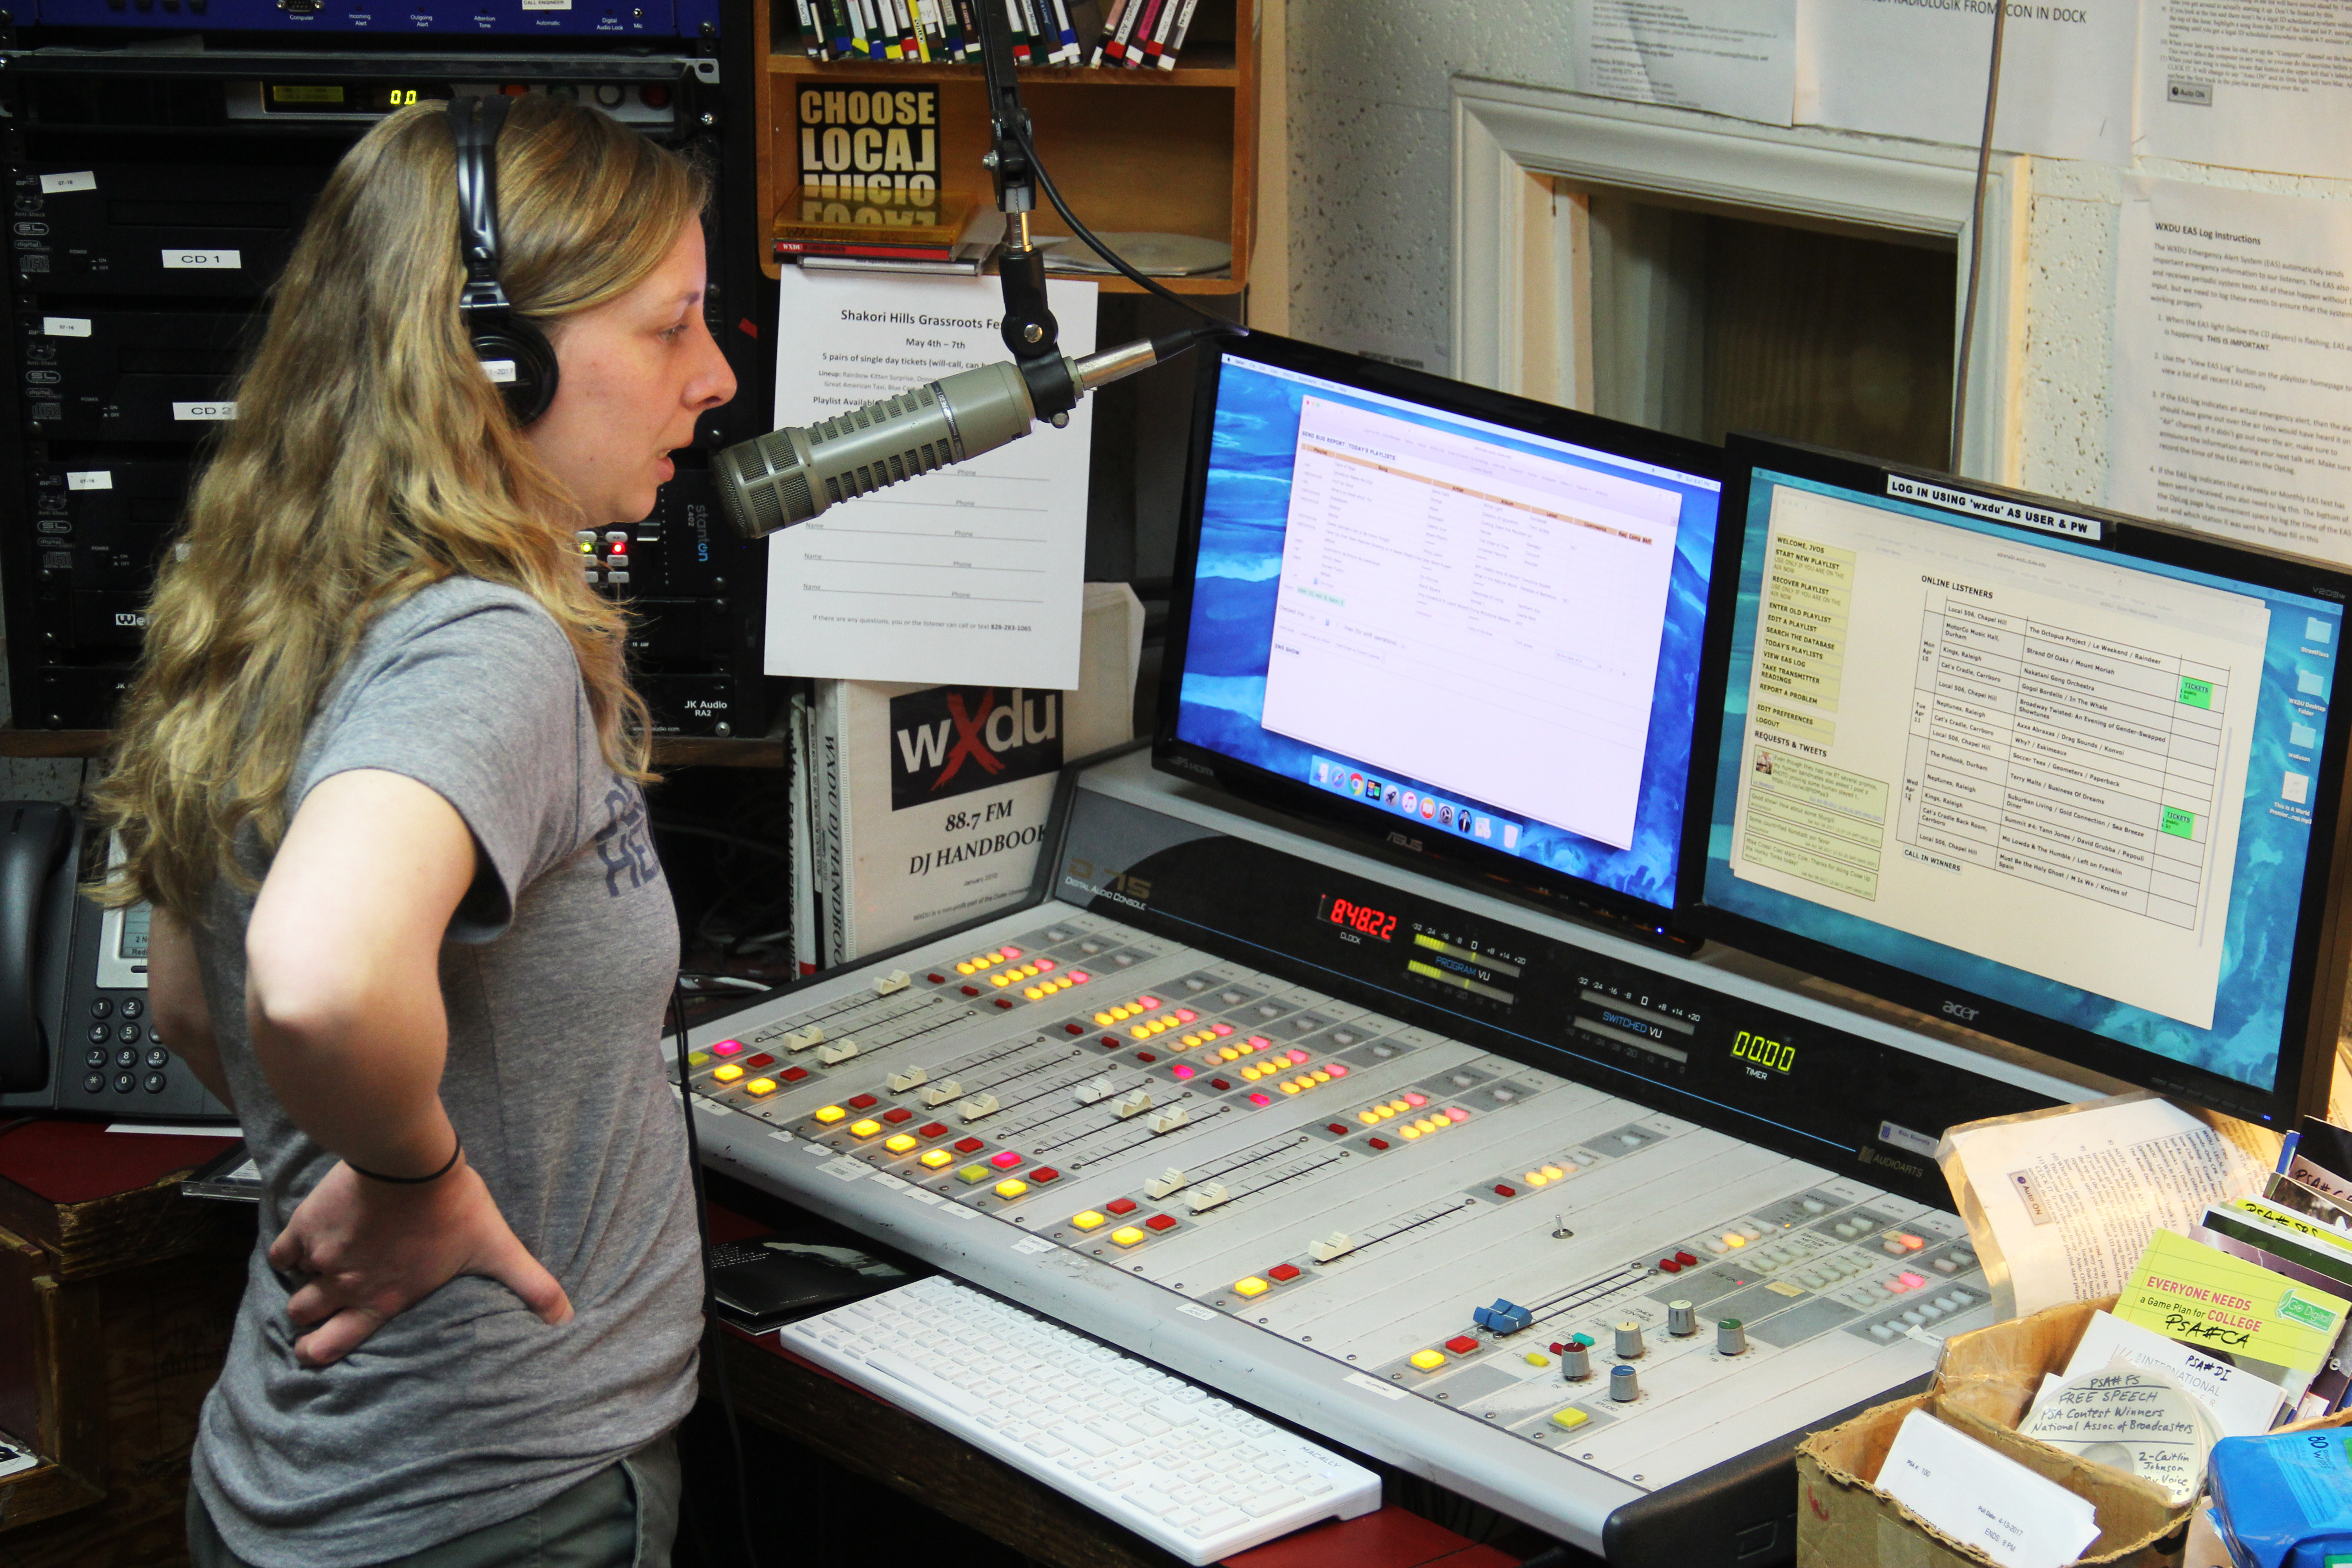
[1046,232,1233,276]
[2019,1363,2219,1504]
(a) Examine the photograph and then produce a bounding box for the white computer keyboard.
[775,1276,1382,1563]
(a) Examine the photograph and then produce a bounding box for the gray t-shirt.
[187,578,701,1567]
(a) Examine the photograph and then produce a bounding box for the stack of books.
[787,0,1210,70]
[774,185,991,272]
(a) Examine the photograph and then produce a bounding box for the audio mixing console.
[680,754,2097,1562]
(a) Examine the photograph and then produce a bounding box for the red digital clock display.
[1320,894,1398,942]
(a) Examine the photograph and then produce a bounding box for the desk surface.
[0,1120,238,1208]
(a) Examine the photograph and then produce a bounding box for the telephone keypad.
[83,1047,107,1068]
[116,1024,140,1045]
[113,1047,136,1068]
[121,999,143,1020]
[144,1048,167,1068]
[142,1073,166,1093]
[81,1072,104,1094]
[112,1072,133,1093]
[88,998,112,1019]
[86,1022,109,1044]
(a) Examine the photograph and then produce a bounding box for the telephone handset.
[0,803,75,1094]
[0,802,232,1122]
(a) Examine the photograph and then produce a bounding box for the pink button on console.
[990,1151,1023,1170]
[713,1040,744,1057]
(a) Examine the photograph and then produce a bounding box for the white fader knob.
[1614,1321,1645,1360]
[1667,1299,1696,1337]
[1718,1318,1749,1357]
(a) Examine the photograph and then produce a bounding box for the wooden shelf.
[756,0,1256,289]
[770,48,1239,87]
[0,730,106,760]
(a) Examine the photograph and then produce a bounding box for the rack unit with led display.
[677,750,2090,1564]
[0,42,770,735]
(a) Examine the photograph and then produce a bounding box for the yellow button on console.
[848,1118,882,1137]
[686,1051,711,1068]
[745,1078,778,1097]
[813,1105,848,1123]
[1524,1352,1552,1367]
[1234,1276,1270,1298]
[1072,1210,1108,1230]
[995,1179,1029,1198]
[1551,1408,1590,1431]
[1109,1226,1147,1248]
[919,1149,954,1169]
[884,1134,920,1154]
[712,1064,745,1083]
[1409,1349,1447,1372]
[956,1164,990,1184]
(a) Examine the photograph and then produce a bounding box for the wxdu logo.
[888,686,1063,809]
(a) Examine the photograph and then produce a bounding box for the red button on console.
[848,1094,878,1110]
[919,1122,947,1138]
[1268,1264,1300,1282]
[961,985,980,996]
[1066,1024,1085,1035]
[1031,1167,1060,1182]
[1368,1137,1390,1150]
[1106,1198,1138,1215]
[1210,1078,1232,1091]
[927,973,946,984]
[745,1054,777,1069]
[780,1067,809,1083]
[1658,1259,1681,1273]
[1674,1250,1698,1266]
[994,999,1014,1009]
[1328,1123,1348,1135]
[953,1137,984,1153]
[1144,1214,1178,1232]
[1493,1184,1516,1197]
[882,1108,912,1124]
[1446,1336,1479,1354]
[1135,1052,1156,1063]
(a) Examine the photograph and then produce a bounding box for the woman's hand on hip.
[268,1154,573,1368]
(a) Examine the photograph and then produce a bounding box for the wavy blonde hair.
[93,94,707,917]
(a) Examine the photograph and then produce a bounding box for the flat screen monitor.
[1156,332,1729,935]
[1690,435,2352,1126]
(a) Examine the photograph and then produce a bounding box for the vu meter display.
[1318,893,1398,942]
[1406,931,1521,1006]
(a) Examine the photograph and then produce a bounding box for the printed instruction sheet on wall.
[765,268,1098,689]
[2138,0,2352,180]
[2110,178,2352,569]
[1567,0,1797,127]
[1794,0,2136,164]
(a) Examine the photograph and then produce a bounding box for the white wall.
[1280,4,2352,514]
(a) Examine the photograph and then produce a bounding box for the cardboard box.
[1796,1391,2187,1568]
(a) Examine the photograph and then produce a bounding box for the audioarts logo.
[889,686,1063,808]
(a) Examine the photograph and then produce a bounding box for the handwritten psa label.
[2117,1229,2347,1373]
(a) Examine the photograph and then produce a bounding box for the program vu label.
[889,686,1063,808]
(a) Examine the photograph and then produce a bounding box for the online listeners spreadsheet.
[1730,485,2269,1031]
[1257,395,1686,851]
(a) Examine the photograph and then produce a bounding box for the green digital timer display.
[1731,1029,1794,1073]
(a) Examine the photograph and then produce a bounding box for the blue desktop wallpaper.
[1703,471,2342,1093]
[1173,357,1723,911]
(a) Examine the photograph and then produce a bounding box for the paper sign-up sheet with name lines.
[1730,485,2267,1030]
[1259,395,1684,851]
[764,268,1097,689]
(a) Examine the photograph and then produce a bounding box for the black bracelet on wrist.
[350,1136,463,1185]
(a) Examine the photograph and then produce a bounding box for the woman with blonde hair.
[92,90,735,1566]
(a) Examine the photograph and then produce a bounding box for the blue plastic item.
[2209,1426,2352,1568]
[1471,1298,1534,1335]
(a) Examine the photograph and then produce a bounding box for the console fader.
[681,755,2082,1563]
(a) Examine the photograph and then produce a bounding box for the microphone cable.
[1012,120,1249,338]
[670,975,761,1568]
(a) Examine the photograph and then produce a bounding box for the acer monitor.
[1688,434,2352,1127]
[1156,331,1730,937]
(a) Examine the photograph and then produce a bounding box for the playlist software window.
[1258,395,1687,850]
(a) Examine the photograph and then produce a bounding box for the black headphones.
[450,95,559,426]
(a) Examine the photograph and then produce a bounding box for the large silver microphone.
[714,331,1204,539]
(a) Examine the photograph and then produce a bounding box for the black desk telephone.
[0,802,232,1122]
